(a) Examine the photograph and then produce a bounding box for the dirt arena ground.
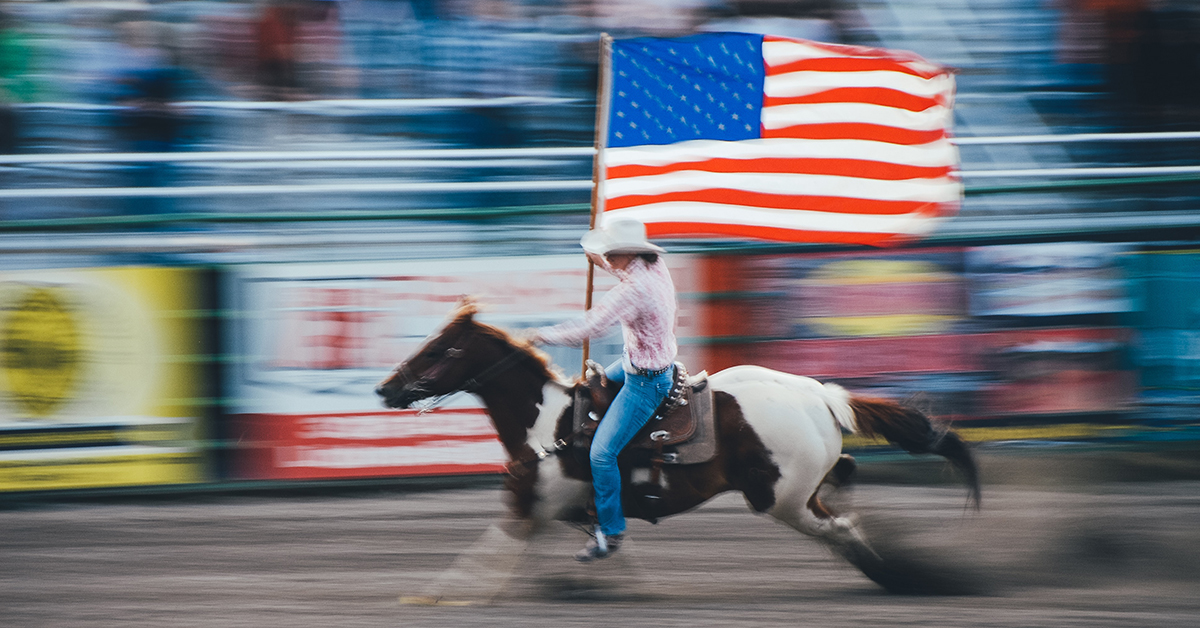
[3,448,1200,627]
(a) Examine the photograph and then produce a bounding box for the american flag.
[599,32,960,246]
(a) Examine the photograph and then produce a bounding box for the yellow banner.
[843,423,1125,449]
[0,266,208,491]
[0,451,204,492]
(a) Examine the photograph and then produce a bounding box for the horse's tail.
[847,395,982,510]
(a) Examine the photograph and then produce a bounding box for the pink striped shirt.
[537,256,678,372]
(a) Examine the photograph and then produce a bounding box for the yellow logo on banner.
[0,286,85,418]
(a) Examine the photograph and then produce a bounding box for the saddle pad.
[572,367,718,466]
[661,375,716,465]
[628,371,716,465]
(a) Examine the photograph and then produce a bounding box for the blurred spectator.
[340,0,420,98]
[592,0,715,35]
[296,0,356,97]
[1135,3,1200,127]
[111,20,185,152]
[256,0,301,99]
[198,8,260,99]
[110,19,187,216]
[1060,0,1200,128]
[253,0,353,100]
[0,2,37,153]
[1096,0,1153,121]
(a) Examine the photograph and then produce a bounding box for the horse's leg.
[401,516,536,606]
[759,449,879,569]
[769,478,866,544]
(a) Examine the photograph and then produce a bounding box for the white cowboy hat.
[580,219,666,255]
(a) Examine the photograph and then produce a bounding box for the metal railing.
[5,131,1200,199]
[2,131,1199,241]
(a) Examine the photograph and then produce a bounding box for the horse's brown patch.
[450,305,559,382]
[715,391,781,513]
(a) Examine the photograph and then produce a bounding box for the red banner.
[229,410,506,480]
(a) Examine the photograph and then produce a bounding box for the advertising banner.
[0,267,209,492]
[224,255,702,481]
[966,242,1133,318]
[699,243,1138,424]
[976,327,1135,417]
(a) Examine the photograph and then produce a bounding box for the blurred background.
[1,0,1199,494]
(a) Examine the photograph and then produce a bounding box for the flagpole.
[581,32,613,375]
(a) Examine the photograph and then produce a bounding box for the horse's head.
[375,299,551,410]
[375,300,489,409]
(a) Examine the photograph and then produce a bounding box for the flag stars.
[608,34,763,147]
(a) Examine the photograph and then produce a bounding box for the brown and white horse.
[376,300,981,592]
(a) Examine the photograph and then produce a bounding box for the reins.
[504,428,581,478]
[393,323,582,477]
[505,386,592,478]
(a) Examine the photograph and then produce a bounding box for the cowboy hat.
[580,219,666,255]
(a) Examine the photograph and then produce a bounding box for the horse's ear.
[454,296,479,320]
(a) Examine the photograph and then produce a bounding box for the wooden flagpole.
[581,32,613,374]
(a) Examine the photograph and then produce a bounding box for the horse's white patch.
[527,381,589,523]
[527,380,572,454]
[710,366,849,532]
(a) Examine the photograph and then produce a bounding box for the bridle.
[386,323,581,477]
[388,328,534,414]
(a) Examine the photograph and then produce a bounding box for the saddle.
[572,361,717,466]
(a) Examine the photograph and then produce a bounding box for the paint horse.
[375,300,981,591]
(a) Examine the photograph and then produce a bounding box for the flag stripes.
[763,88,942,112]
[605,191,935,217]
[600,33,960,246]
[607,157,954,181]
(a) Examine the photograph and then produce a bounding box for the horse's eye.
[445,348,464,358]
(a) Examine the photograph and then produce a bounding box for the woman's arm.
[534,281,634,346]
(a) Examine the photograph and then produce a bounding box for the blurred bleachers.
[1,0,1199,226]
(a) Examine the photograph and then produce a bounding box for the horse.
[375,299,981,593]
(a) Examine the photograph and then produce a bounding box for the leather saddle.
[572,361,717,466]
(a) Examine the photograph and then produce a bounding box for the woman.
[529,219,678,562]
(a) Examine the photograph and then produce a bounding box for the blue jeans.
[591,359,674,536]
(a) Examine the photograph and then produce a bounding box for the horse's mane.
[449,300,566,385]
